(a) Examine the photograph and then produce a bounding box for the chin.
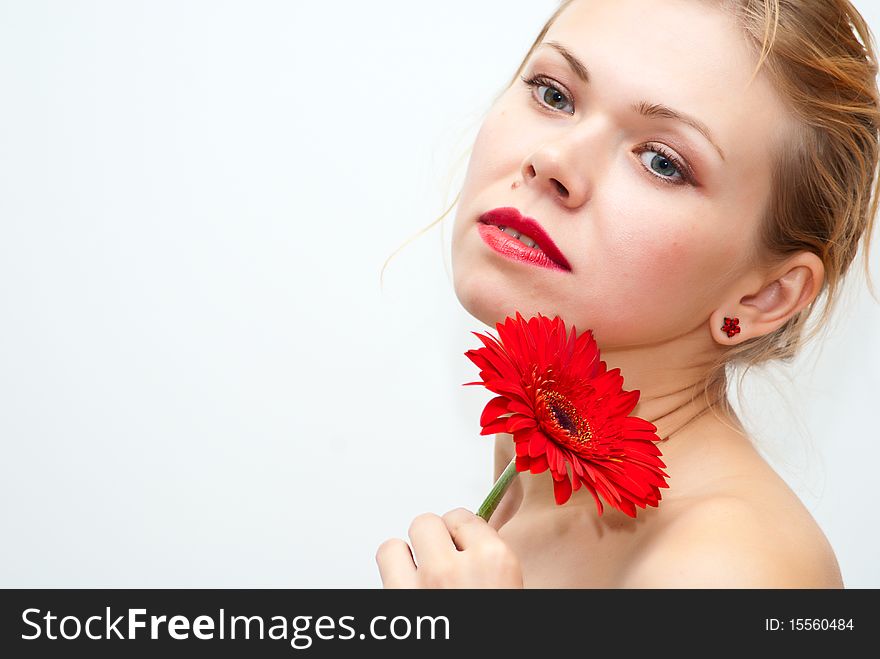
[452,269,509,328]
[452,267,557,329]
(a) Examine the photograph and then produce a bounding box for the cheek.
[467,108,523,178]
[453,104,531,254]
[591,221,729,338]
[600,182,743,302]
[630,231,694,280]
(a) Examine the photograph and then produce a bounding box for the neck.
[514,322,742,516]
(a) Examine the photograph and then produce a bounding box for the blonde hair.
[382,0,880,420]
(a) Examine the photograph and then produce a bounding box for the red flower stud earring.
[721,316,741,338]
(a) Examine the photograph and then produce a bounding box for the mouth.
[477,207,572,272]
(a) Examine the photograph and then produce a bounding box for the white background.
[1,0,878,588]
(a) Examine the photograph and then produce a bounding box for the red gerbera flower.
[464,312,669,518]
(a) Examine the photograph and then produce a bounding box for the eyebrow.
[542,40,726,161]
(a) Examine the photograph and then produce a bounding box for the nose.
[523,162,572,201]
[520,118,610,208]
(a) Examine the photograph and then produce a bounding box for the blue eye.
[636,144,692,186]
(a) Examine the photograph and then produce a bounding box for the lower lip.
[477,223,568,272]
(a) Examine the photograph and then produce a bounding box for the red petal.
[482,380,530,405]
[507,400,535,417]
[616,498,637,518]
[572,473,605,516]
[529,453,549,473]
[496,318,528,366]
[471,344,520,382]
[553,474,573,505]
[520,316,539,360]
[528,431,548,457]
[463,350,494,374]
[508,415,537,432]
[479,416,510,435]
[607,389,640,417]
[471,330,503,353]
[621,416,658,433]
[529,315,548,366]
[480,396,510,427]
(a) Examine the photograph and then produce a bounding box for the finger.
[375,538,418,588]
[408,512,458,566]
[442,507,501,551]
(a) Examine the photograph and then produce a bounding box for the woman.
[376,0,878,588]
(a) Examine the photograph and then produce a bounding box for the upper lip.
[478,207,572,271]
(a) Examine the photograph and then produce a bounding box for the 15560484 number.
[790,618,854,631]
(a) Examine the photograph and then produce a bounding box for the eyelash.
[520,73,696,187]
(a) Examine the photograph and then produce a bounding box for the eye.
[636,143,694,186]
[521,73,696,187]
[521,74,575,114]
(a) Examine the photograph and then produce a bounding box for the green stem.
[477,456,519,522]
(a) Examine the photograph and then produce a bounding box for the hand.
[375,507,524,588]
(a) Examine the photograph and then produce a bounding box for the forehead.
[542,0,796,173]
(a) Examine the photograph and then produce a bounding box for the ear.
[710,251,824,345]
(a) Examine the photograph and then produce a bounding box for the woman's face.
[451,0,795,347]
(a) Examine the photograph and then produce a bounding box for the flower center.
[539,389,593,447]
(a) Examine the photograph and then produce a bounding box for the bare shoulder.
[618,493,844,588]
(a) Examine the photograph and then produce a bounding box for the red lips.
[478,207,572,271]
